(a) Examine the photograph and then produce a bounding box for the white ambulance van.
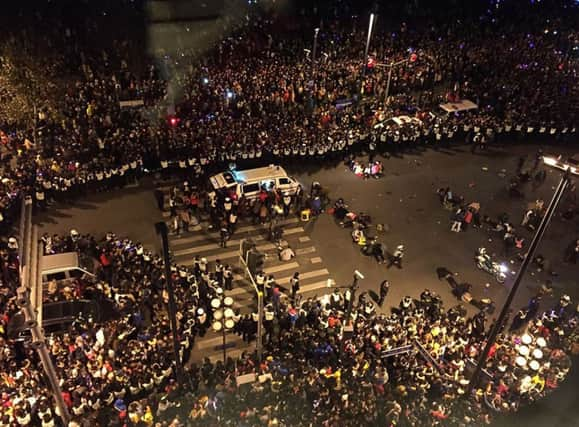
[208,165,300,200]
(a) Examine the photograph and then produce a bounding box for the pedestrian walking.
[265,275,276,300]
[171,214,180,235]
[272,284,281,314]
[290,272,300,300]
[180,209,191,233]
[193,255,201,279]
[169,196,177,217]
[378,280,390,307]
[241,315,252,343]
[228,211,238,235]
[387,245,404,269]
[215,259,224,286]
[282,193,292,217]
[223,264,233,290]
[219,221,229,248]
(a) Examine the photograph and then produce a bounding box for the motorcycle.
[475,248,507,283]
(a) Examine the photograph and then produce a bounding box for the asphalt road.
[35,139,579,426]
[290,142,579,317]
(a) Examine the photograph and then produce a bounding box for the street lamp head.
[542,155,559,167]
[543,155,579,176]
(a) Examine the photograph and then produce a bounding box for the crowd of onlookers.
[0,228,577,426]
[0,2,577,232]
[0,1,578,425]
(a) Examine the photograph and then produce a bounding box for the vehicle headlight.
[499,264,508,273]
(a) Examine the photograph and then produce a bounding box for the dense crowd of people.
[0,1,577,232]
[0,1,578,426]
[0,228,577,426]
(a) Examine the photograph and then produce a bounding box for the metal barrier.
[381,344,414,358]
[414,339,443,373]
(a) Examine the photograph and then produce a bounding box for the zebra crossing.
[157,184,335,363]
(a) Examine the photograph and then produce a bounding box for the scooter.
[475,248,507,283]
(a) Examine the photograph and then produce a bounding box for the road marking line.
[283,227,304,235]
[310,257,323,264]
[277,268,329,285]
[299,236,311,242]
[295,246,316,256]
[298,280,333,294]
[264,261,300,275]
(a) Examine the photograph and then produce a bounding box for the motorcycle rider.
[477,247,491,265]
[476,247,507,283]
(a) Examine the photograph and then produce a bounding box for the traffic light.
[247,250,265,277]
[242,239,255,263]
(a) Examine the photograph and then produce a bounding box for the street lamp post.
[211,290,238,363]
[312,28,320,76]
[361,14,376,87]
[466,159,576,395]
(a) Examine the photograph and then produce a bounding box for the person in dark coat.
[290,272,300,300]
[378,280,390,307]
[509,308,529,331]
[527,295,541,320]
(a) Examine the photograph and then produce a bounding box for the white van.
[433,99,479,117]
[41,252,94,284]
[374,115,423,130]
[209,165,300,200]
